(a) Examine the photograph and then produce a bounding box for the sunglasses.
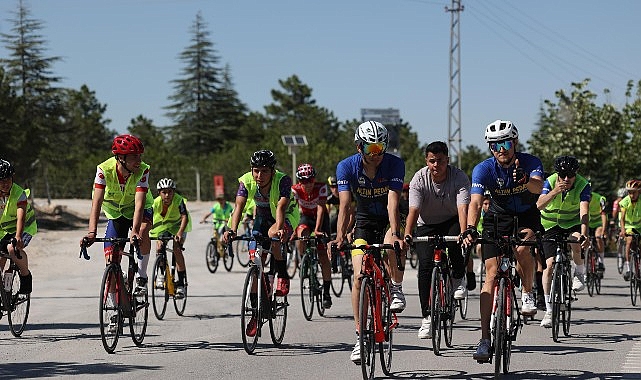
[557,171,576,179]
[362,142,387,157]
[489,140,513,152]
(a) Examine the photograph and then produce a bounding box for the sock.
[138,254,150,278]
[391,280,402,288]
[545,294,552,313]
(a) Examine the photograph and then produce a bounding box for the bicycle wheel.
[379,281,393,376]
[494,278,506,376]
[359,276,376,380]
[313,260,326,317]
[241,266,260,354]
[562,265,572,337]
[151,256,168,320]
[99,265,121,353]
[286,243,298,279]
[459,283,469,320]
[630,254,639,306]
[430,267,442,355]
[205,240,219,273]
[331,253,345,297]
[235,238,250,267]
[551,263,562,342]
[223,245,234,272]
[443,275,454,348]
[269,275,288,346]
[173,267,187,316]
[586,249,595,297]
[617,239,625,274]
[300,253,315,321]
[130,289,148,346]
[8,271,30,337]
[409,249,418,269]
[504,281,518,374]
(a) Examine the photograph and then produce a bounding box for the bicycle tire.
[314,260,325,317]
[359,276,376,380]
[130,290,148,346]
[286,243,298,279]
[241,266,260,354]
[562,264,572,337]
[331,253,345,297]
[617,239,625,274]
[99,265,121,353]
[409,249,418,269]
[235,238,250,267]
[443,275,454,348]
[430,266,442,355]
[586,248,596,297]
[503,281,517,374]
[494,277,506,376]
[8,271,30,337]
[173,265,187,316]
[459,288,469,320]
[631,254,639,306]
[151,256,168,320]
[551,262,562,342]
[379,281,393,376]
[269,275,288,346]
[205,240,219,273]
[300,253,315,321]
[223,246,234,272]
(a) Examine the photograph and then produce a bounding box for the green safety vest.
[540,173,589,230]
[0,183,37,237]
[620,195,641,231]
[233,170,299,227]
[150,193,192,237]
[211,201,234,229]
[97,157,153,220]
[588,191,606,229]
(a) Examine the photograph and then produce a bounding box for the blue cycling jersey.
[470,152,544,215]
[336,153,405,223]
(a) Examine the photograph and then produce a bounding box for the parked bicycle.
[334,241,402,380]
[205,218,234,273]
[0,239,30,337]
[80,236,149,354]
[585,235,603,297]
[150,234,187,320]
[228,232,289,354]
[293,234,330,320]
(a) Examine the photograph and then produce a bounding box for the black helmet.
[0,159,15,180]
[250,150,276,168]
[554,155,579,177]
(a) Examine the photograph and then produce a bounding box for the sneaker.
[417,316,432,339]
[540,310,552,328]
[536,292,546,311]
[597,262,605,272]
[389,284,406,313]
[454,285,468,300]
[108,315,119,334]
[323,294,333,309]
[275,277,290,296]
[245,315,258,337]
[572,273,585,292]
[155,273,165,288]
[134,277,148,296]
[350,338,363,365]
[624,270,631,282]
[175,285,185,299]
[466,271,477,291]
[521,292,538,316]
[473,339,492,362]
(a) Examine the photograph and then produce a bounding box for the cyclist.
[536,155,590,328]
[329,120,406,364]
[291,163,333,309]
[222,150,300,337]
[200,193,234,234]
[588,190,608,273]
[462,120,542,362]
[0,159,36,294]
[619,179,641,281]
[404,141,470,340]
[150,178,192,298]
[80,134,153,299]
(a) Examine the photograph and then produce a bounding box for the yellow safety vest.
[96,157,153,219]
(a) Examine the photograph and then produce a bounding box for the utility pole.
[446,0,463,168]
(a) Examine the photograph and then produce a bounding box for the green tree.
[457,144,490,179]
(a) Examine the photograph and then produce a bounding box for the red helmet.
[112,134,144,155]
[296,163,316,181]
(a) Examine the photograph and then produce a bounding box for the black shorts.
[353,219,389,244]
[298,214,330,235]
[481,208,542,260]
[541,225,580,260]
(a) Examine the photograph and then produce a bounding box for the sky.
[0,0,638,152]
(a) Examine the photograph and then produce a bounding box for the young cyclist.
[619,179,641,281]
[200,193,234,234]
[222,150,300,337]
[80,134,153,299]
[291,163,333,309]
[0,159,36,294]
[150,178,192,298]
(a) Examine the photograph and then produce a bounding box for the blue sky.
[0,0,638,151]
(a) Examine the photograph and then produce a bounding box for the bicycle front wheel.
[300,253,315,321]
[223,246,234,272]
[494,278,506,376]
[8,271,30,337]
[630,254,639,306]
[562,265,572,337]
[551,263,562,342]
[617,240,625,274]
[443,275,454,348]
[206,240,219,273]
[173,276,187,316]
[586,249,596,297]
[331,253,345,297]
[286,243,298,279]
[379,281,393,376]
[130,290,148,346]
[409,249,418,269]
[99,265,121,353]
[241,266,260,354]
[235,238,250,267]
[151,256,168,320]
[269,276,288,346]
[359,276,376,380]
[430,267,442,355]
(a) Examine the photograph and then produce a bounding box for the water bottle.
[3,271,13,291]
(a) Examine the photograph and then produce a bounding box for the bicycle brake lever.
[80,237,91,260]
[10,238,22,260]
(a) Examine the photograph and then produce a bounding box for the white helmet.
[156,177,176,190]
[484,120,519,142]
[354,120,389,146]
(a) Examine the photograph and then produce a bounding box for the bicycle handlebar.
[79,236,141,261]
[289,234,331,244]
[331,241,404,271]
[1,238,23,260]
[411,235,461,243]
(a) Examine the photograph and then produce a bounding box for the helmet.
[617,187,627,198]
[354,121,389,147]
[296,163,316,180]
[156,178,176,190]
[112,134,144,155]
[0,159,15,180]
[327,176,337,186]
[250,150,276,168]
[484,120,519,143]
[553,155,580,176]
[626,180,641,191]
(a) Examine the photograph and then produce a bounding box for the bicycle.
[411,235,461,355]
[334,241,402,380]
[627,231,641,306]
[229,232,289,354]
[293,234,330,320]
[150,234,187,320]
[80,236,149,354]
[205,218,234,273]
[585,235,602,297]
[285,240,300,279]
[617,235,626,274]
[234,218,254,268]
[0,239,30,337]
[330,242,353,298]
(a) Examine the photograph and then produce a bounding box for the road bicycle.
[411,235,461,355]
[627,231,641,306]
[229,232,289,354]
[80,236,149,354]
[616,235,626,274]
[205,219,233,273]
[585,235,602,297]
[0,239,30,337]
[293,234,330,320]
[334,240,402,380]
[234,218,254,268]
[285,241,300,279]
[330,244,353,298]
[150,234,187,320]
